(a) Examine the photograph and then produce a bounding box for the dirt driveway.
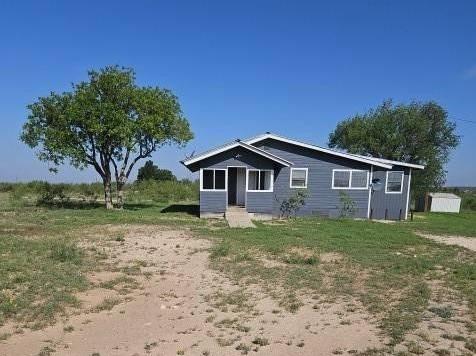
[0,225,384,356]
[417,232,476,252]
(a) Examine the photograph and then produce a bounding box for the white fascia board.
[363,157,425,170]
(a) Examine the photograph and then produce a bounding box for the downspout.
[367,165,373,219]
[405,168,412,220]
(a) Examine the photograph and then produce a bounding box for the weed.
[236,343,251,354]
[217,336,239,347]
[92,297,121,312]
[465,338,476,352]
[63,325,74,332]
[251,337,269,346]
[0,332,11,340]
[236,324,251,332]
[144,341,158,352]
[99,275,137,290]
[406,341,424,354]
[49,241,83,263]
[428,306,454,319]
[205,314,216,323]
[38,346,56,356]
[441,333,466,341]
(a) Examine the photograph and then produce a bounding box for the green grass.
[405,211,476,237]
[0,192,203,329]
[206,217,476,344]
[1,190,475,348]
[0,235,92,328]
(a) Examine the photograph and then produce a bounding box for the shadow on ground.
[160,204,199,216]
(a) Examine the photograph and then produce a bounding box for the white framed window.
[200,168,227,191]
[332,169,369,189]
[385,171,404,194]
[247,169,273,192]
[290,168,308,188]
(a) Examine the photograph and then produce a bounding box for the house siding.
[200,191,227,214]
[254,139,370,218]
[369,166,410,220]
[247,192,274,214]
[197,138,411,220]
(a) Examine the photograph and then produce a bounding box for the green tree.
[21,66,193,209]
[136,160,176,182]
[328,100,459,197]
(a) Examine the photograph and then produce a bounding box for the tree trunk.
[116,183,124,209]
[103,177,113,210]
[115,174,128,209]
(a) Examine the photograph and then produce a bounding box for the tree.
[21,66,193,209]
[328,100,459,197]
[136,160,176,182]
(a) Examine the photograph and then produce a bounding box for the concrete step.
[225,208,256,228]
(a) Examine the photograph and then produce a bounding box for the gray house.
[181,133,424,220]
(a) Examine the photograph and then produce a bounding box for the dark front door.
[228,167,237,205]
[227,167,246,207]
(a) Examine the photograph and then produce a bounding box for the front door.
[236,168,246,206]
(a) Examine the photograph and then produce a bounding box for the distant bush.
[1,179,198,206]
[127,179,198,203]
[37,182,70,206]
[462,195,476,211]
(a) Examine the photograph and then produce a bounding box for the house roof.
[245,133,424,170]
[429,192,461,199]
[180,139,294,168]
[181,132,425,171]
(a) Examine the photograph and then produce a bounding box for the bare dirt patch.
[320,252,344,263]
[394,280,476,355]
[417,232,476,252]
[0,225,385,355]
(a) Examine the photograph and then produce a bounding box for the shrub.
[278,190,308,218]
[338,191,356,217]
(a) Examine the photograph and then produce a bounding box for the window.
[247,170,273,192]
[290,168,308,188]
[333,170,350,188]
[385,171,404,193]
[332,169,369,189]
[351,170,368,188]
[200,169,226,191]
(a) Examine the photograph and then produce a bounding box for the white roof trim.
[181,140,293,167]
[244,133,394,169]
[353,156,425,170]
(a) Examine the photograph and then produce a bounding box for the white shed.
[428,193,461,213]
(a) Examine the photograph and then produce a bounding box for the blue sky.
[1,1,475,185]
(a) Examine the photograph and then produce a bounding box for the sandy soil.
[417,232,476,252]
[0,225,385,356]
[394,279,476,356]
